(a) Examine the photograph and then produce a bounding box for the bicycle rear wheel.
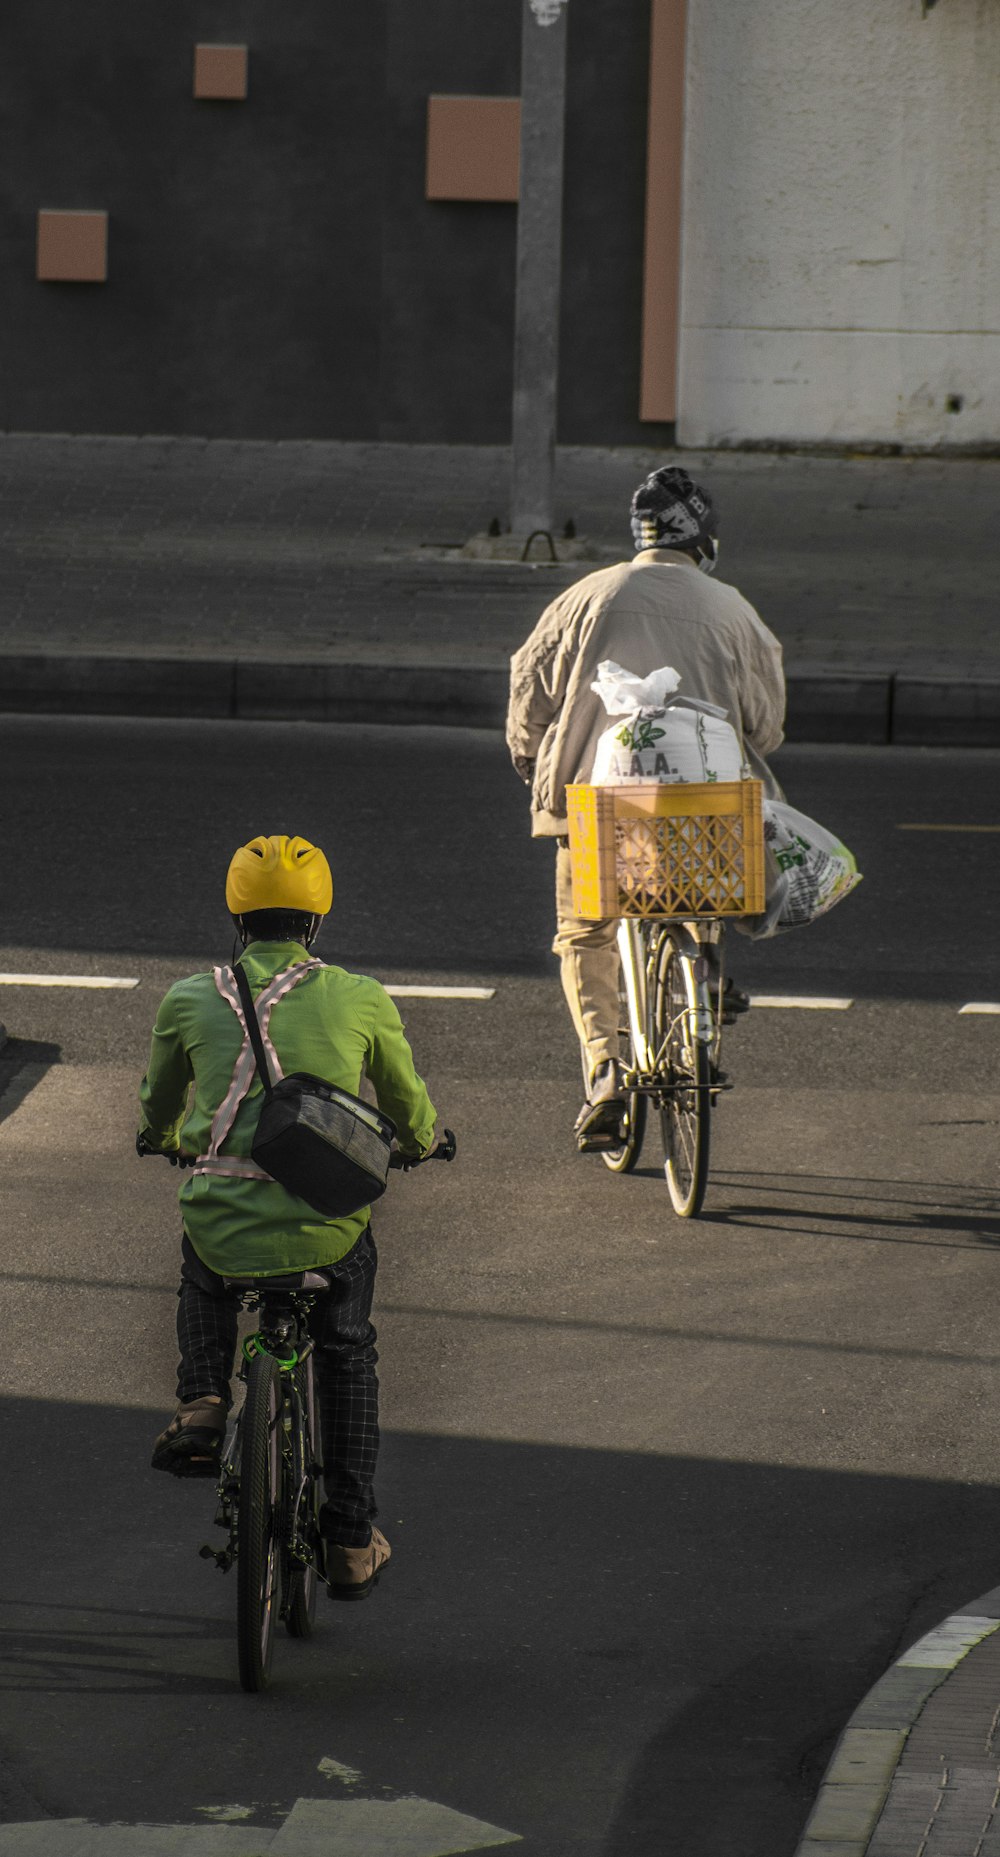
[284,1356,320,1639]
[237,1352,282,1692]
[601,953,648,1174]
[651,929,711,1218]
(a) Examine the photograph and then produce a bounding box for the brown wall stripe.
[639,0,687,423]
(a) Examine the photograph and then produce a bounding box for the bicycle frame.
[616,918,725,1093]
[205,1289,322,1601]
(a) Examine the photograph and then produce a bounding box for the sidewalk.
[796,1588,1000,1856]
[0,435,998,742]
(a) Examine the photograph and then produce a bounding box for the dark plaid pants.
[176,1226,380,1548]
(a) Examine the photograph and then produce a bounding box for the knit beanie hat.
[629,467,717,553]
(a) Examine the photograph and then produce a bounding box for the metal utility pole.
[510,0,568,537]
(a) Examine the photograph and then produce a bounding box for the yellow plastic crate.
[566,780,765,918]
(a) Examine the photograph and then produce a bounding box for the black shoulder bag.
[232,961,396,1220]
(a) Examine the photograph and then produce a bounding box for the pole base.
[458,529,602,564]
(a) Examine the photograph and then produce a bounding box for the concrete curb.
[0,653,997,745]
[793,1589,1000,1856]
[0,654,510,731]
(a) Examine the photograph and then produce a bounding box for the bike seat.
[223,1269,331,1292]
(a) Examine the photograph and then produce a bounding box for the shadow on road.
[0,1039,61,1129]
[2,1399,1000,1855]
[710,1169,1000,1247]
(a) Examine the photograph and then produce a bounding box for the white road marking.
[317,1757,363,1785]
[384,985,495,1000]
[0,974,140,989]
[0,1797,522,1856]
[749,995,853,1010]
[959,1002,1000,1015]
[0,1827,252,1854]
[0,975,491,998]
[271,1797,521,1854]
[898,823,1000,832]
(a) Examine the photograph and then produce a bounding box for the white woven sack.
[589,660,745,785]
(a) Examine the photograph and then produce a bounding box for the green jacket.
[138,940,437,1277]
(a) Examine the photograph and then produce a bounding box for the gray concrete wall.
[0,0,662,445]
[678,0,1000,448]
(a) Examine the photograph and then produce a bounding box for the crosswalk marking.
[0,973,140,989]
[959,1003,1000,1015]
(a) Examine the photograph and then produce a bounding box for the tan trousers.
[553,843,620,1086]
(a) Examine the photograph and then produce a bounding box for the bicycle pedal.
[198,1543,233,1571]
[577,1128,623,1153]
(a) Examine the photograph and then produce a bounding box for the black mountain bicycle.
[190,1131,456,1692]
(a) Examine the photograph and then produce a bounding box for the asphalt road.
[0,719,998,1857]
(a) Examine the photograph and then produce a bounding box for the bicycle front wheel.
[651,930,711,1218]
[284,1356,320,1639]
[237,1352,282,1692]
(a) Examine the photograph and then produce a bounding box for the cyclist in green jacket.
[138,833,438,1600]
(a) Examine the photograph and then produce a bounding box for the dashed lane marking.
[749,995,853,1010]
[959,1002,1000,1014]
[0,973,140,989]
[384,985,495,1000]
[0,978,495,999]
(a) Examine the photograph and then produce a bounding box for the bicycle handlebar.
[136,1135,196,1166]
[389,1128,457,1170]
[139,1128,458,1171]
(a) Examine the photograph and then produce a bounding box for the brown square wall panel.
[194,44,249,101]
[426,96,521,202]
[36,211,108,282]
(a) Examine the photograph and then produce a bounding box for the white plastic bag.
[589,659,746,785]
[743,801,862,938]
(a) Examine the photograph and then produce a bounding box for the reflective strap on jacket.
[194,1156,273,1182]
[192,960,323,1181]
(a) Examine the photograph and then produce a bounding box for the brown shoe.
[574,1060,625,1152]
[326,1526,391,1602]
[151,1395,226,1479]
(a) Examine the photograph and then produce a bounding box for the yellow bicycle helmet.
[226,834,334,917]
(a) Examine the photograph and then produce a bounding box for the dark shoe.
[703,945,750,1023]
[151,1395,226,1479]
[574,1060,626,1152]
[720,978,751,1023]
[326,1526,391,1602]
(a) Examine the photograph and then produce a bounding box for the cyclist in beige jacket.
[505,466,786,1150]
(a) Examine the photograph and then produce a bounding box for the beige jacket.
[506,549,786,836]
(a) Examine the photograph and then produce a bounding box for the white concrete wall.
[676,0,1000,447]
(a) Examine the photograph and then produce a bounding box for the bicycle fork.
[618,919,722,1085]
[617,919,652,1074]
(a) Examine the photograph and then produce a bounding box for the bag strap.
[232,959,275,1096]
[659,694,730,721]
